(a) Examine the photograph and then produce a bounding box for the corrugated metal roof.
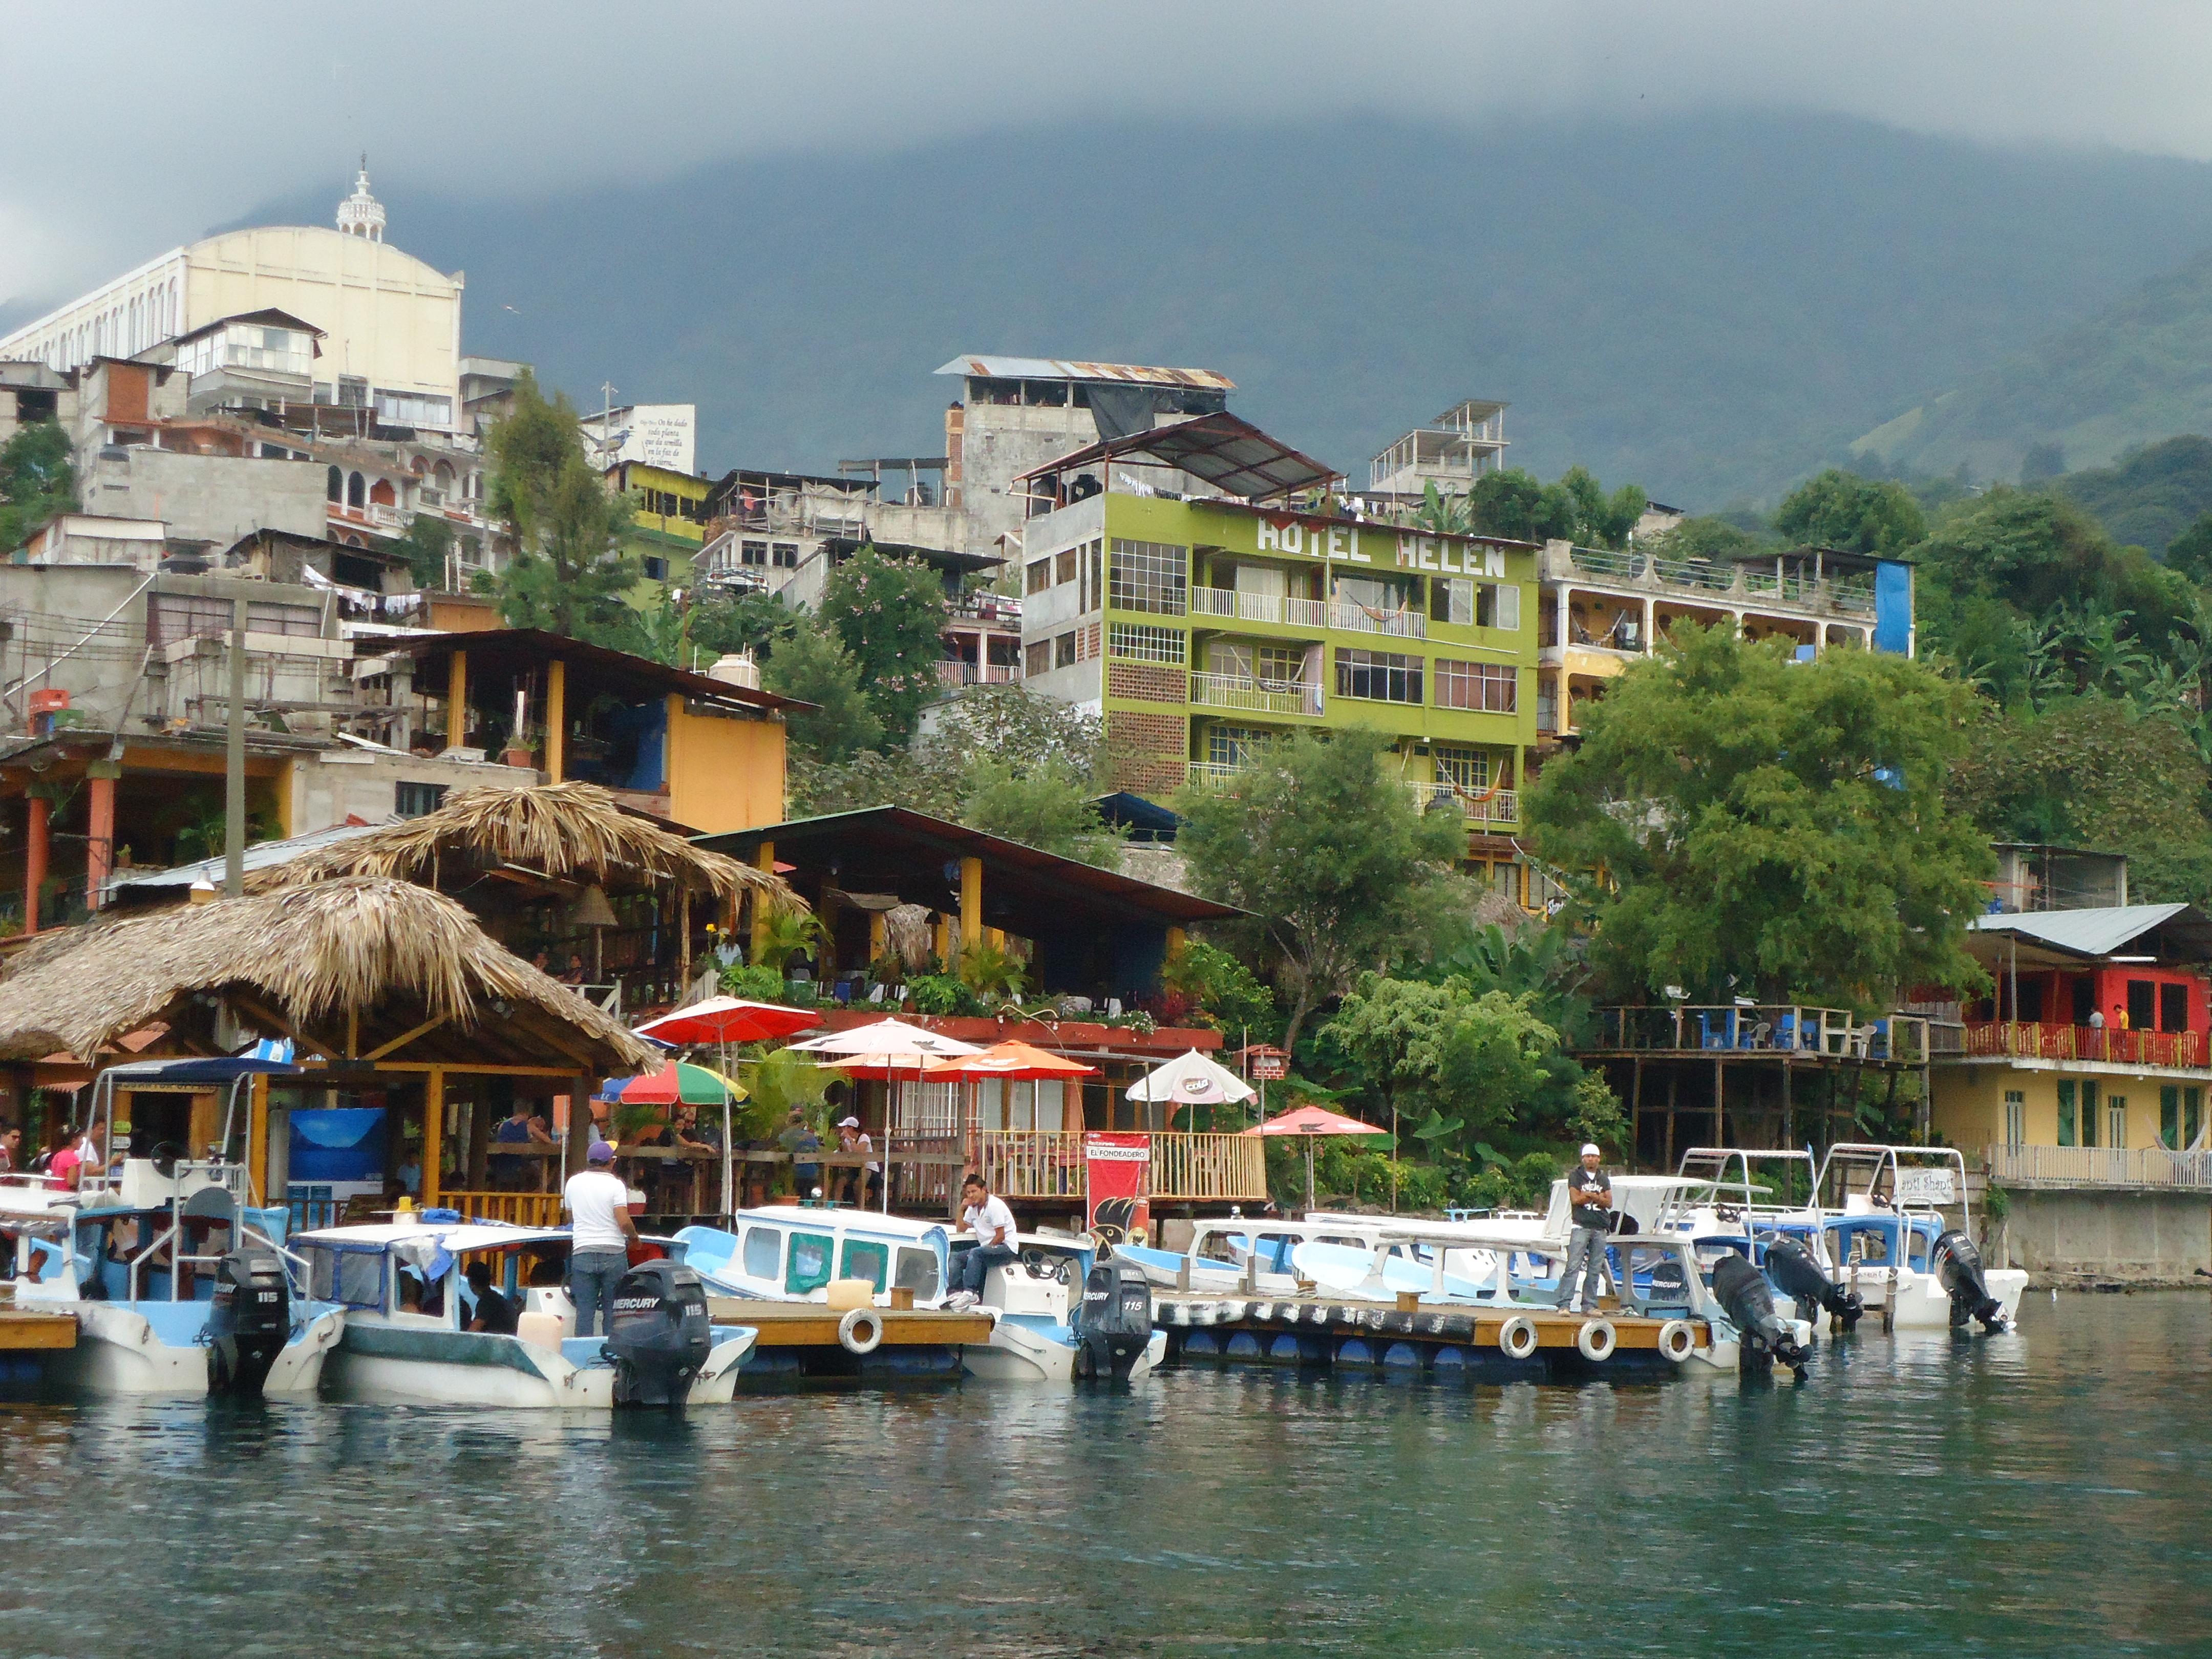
[1013,411,1337,502]
[1969,903,2202,959]
[935,355,1234,390]
[106,820,388,897]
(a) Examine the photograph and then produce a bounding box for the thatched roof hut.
[246,781,795,912]
[0,876,659,1073]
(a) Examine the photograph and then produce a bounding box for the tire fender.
[837,1307,885,1355]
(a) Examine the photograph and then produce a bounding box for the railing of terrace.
[1963,1022,2202,1069]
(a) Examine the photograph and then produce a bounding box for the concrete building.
[1367,399,1509,502]
[0,165,464,434]
[937,355,1233,561]
[1011,411,1543,905]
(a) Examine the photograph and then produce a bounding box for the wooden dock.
[704,1300,994,1348]
[1157,1293,1706,1380]
[0,1309,76,1351]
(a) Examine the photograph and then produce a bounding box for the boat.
[294,1219,755,1407]
[1815,1144,2026,1332]
[670,1206,1167,1384]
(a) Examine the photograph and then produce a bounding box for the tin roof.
[1968,903,2212,963]
[1013,411,1337,502]
[936,355,1233,391]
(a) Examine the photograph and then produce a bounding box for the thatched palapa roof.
[0,877,660,1073]
[246,781,799,911]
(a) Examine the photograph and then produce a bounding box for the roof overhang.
[1014,412,1337,502]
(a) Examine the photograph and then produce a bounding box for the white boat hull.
[1884,1267,2029,1329]
[33,1304,344,1400]
[324,1326,753,1409]
[962,1324,1167,1383]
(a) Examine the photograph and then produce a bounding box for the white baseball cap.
[1580,1143,1602,1158]
[837,1116,861,1128]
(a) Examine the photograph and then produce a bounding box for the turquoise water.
[2,1291,2207,1656]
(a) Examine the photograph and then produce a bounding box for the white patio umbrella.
[1126,1048,1257,1125]
[785,1019,985,1210]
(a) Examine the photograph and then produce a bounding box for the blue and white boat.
[1815,1144,2026,1330]
[295,1220,755,1408]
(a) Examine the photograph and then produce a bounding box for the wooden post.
[868,911,887,964]
[749,841,775,962]
[247,1071,270,1207]
[422,1067,444,1209]
[23,794,47,934]
[446,650,468,748]
[1629,1057,1643,1163]
[678,885,692,997]
[84,762,118,911]
[959,856,983,952]
[1713,1057,1725,1146]
[545,658,566,782]
[1665,1069,1678,1170]
[1782,1060,1793,1150]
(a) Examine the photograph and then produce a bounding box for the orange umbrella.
[923,1040,1099,1081]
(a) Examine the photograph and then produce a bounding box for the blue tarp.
[1873,560,1913,654]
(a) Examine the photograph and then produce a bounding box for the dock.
[1156,1293,1706,1380]
[706,1299,995,1386]
[0,1308,77,1351]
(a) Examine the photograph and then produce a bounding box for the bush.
[1160,940,1279,1040]
[719,963,784,1001]
[906,975,980,1017]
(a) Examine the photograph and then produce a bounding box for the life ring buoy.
[1576,1319,1617,1362]
[837,1307,884,1355]
[1498,1315,1539,1360]
[1657,1319,1695,1364]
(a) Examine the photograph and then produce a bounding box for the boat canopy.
[294,1222,573,1256]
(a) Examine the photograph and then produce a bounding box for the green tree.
[1465,465,1646,549]
[483,370,637,638]
[818,547,947,743]
[0,420,77,554]
[1160,940,1280,1040]
[1644,514,1770,562]
[927,682,1105,780]
[762,618,883,762]
[1773,468,1927,555]
[1526,625,1992,1008]
[2162,509,2212,585]
[1175,729,1467,1052]
[959,758,1123,867]
[388,512,454,592]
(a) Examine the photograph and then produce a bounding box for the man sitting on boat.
[464,1260,519,1335]
[948,1173,1019,1310]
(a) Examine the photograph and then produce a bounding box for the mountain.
[2054,436,2212,555]
[147,114,2212,505]
[1853,250,2212,491]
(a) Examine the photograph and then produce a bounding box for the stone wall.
[1989,1188,2212,1283]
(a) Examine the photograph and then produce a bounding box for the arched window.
[347,471,366,508]
[369,478,395,507]
[327,465,343,502]
[433,460,455,490]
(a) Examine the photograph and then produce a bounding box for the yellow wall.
[1933,1064,2178,1150]
[665,697,786,834]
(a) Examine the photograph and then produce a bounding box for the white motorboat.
[1815,1144,2027,1332]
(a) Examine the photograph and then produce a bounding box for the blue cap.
[587,1140,616,1164]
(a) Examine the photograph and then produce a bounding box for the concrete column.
[446,649,468,748]
[960,856,983,951]
[84,763,118,911]
[24,794,48,934]
[545,658,566,782]
[1641,596,1655,654]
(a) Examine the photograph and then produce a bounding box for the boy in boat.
[464,1260,520,1335]
[948,1173,1018,1309]
[1558,1143,1613,1314]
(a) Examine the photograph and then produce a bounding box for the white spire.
[337,154,386,242]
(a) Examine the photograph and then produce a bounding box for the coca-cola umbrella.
[1242,1102,1389,1213]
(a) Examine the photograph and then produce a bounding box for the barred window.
[1109,623,1186,665]
[1055,631,1078,670]
[1026,558,1052,595]
[1026,641,1051,677]
[1336,648,1422,704]
[741,540,768,567]
[772,543,799,569]
[1434,660,1518,712]
[1109,539,1188,615]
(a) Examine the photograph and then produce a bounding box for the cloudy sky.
[4,1,2209,310]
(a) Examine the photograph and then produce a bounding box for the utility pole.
[224,599,246,897]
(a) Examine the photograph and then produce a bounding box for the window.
[1027,558,1052,595]
[2081,1080,2099,1147]
[1056,547,1079,586]
[347,471,366,508]
[773,543,799,569]
[2161,982,2189,1033]
[642,556,668,581]
[1431,579,1474,626]
[742,1226,782,1280]
[1434,660,1517,713]
[1336,648,1422,704]
[2004,1090,2026,1152]
[1054,631,1078,670]
[1026,641,1052,677]
[839,1239,890,1292]
[785,1231,835,1295]
[1434,747,1490,792]
[1336,573,1419,616]
[374,390,453,428]
[1479,582,1522,631]
[2056,1081,2076,1147]
[1083,540,1103,612]
[2109,1097,2128,1150]
[1208,726,1270,769]
[395,783,448,818]
[1109,539,1188,615]
[894,1246,941,1301]
[2127,979,2156,1032]
[740,540,767,566]
[1109,623,1186,665]
[326,465,343,503]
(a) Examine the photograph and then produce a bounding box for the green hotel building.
[1012,413,1542,906]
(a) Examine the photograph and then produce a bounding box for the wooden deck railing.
[441,1190,564,1226]
[1963,1022,2202,1070]
[963,1131,1268,1204]
[1985,1143,2212,1190]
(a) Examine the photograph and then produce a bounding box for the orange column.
[85,767,117,911]
[24,795,48,934]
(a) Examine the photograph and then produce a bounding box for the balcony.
[1984,1143,2212,1190]
[1188,671,1323,717]
[935,660,1023,689]
[1546,545,1879,617]
[1404,780,1520,826]
[1588,1005,1939,1062]
[1187,587,1426,640]
[973,1130,1266,1203]
[1961,1021,2204,1070]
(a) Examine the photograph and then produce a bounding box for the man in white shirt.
[562,1140,636,1337]
[949,1172,1018,1307]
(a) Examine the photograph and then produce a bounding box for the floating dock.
[1157,1294,1707,1382]
[706,1299,995,1387]
[0,1309,76,1351]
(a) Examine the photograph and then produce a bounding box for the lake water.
[2,1290,2207,1657]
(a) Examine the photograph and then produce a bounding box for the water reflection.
[0,1295,2208,1655]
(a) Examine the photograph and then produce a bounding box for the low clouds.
[5,1,2208,308]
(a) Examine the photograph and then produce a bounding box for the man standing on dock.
[1559,1144,1613,1313]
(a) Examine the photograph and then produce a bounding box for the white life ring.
[1576,1319,1617,1362]
[1498,1315,1540,1360]
[837,1307,885,1356]
[1657,1318,1695,1364]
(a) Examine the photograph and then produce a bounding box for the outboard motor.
[206,1247,291,1398]
[1710,1252,1811,1380]
[1075,1251,1154,1383]
[605,1259,713,1406]
[1932,1230,2010,1333]
[1763,1234,1863,1331]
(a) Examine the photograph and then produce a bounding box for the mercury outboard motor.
[1762,1234,1863,1331]
[206,1246,290,1398]
[605,1259,713,1406]
[1932,1230,2010,1333]
[1710,1252,1811,1379]
[1075,1251,1154,1383]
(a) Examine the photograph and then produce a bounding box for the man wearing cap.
[1558,1143,1613,1314]
[833,1116,880,1208]
[562,1140,636,1338]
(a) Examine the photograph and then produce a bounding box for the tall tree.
[1176,729,1467,1052]
[1527,626,1992,1008]
[1465,465,1645,549]
[959,758,1123,867]
[762,618,883,762]
[1772,468,1927,555]
[388,512,453,592]
[483,370,637,638]
[817,547,948,743]
[0,420,77,554]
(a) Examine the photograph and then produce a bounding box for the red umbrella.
[1243,1103,1388,1213]
[633,997,822,1047]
